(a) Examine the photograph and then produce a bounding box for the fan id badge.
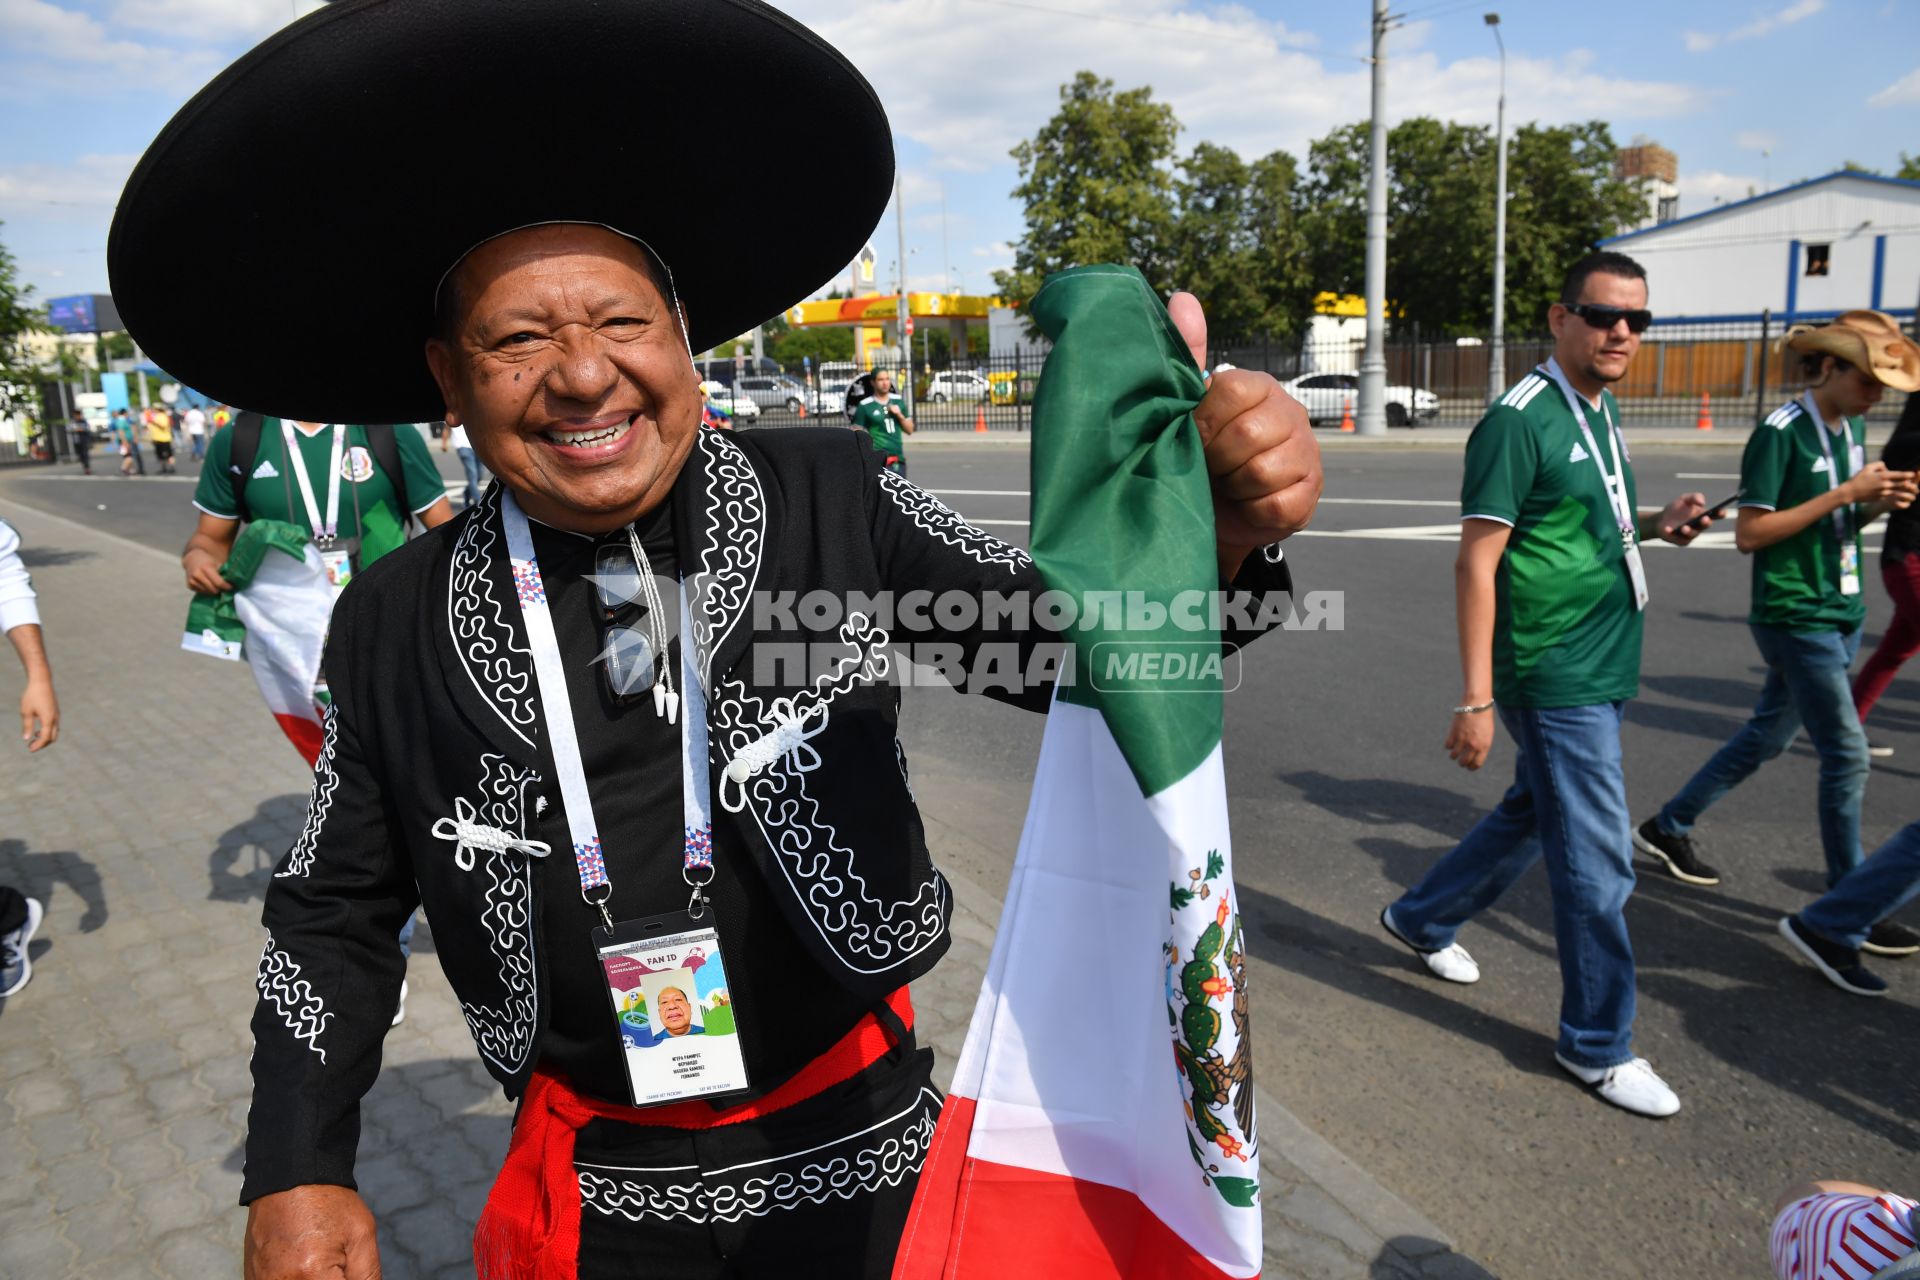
[1840,542,1862,596]
[319,547,354,596]
[593,909,751,1108]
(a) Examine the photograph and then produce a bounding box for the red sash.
[473,986,913,1279]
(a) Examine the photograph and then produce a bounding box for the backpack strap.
[226,412,267,524]
[362,424,417,532]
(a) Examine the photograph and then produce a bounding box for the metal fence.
[731,313,1907,434]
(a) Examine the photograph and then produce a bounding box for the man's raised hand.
[1169,292,1323,580]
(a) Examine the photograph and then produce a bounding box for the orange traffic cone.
[798,400,808,419]
[1696,392,1713,431]
[1339,397,1355,433]
[974,404,988,434]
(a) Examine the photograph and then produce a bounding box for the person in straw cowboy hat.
[104,1,1321,1276]
[1634,312,1920,937]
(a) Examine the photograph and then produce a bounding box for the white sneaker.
[1,897,43,998]
[1554,1053,1681,1118]
[390,978,409,1027]
[1379,906,1481,984]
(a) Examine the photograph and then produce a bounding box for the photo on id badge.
[602,928,747,1105]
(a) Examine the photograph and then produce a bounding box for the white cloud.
[0,0,224,91]
[0,153,139,222]
[973,241,1014,259]
[1684,0,1825,52]
[787,0,1708,175]
[1734,130,1776,152]
[1676,168,1763,212]
[106,0,317,38]
[1868,67,1920,108]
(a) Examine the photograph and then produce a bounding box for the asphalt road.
[5,433,1915,1279]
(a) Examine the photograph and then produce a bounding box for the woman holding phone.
[1850,387,1920,754]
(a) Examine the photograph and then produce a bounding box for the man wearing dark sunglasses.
[106,3,1322,1274]
[1381,250,1713,1119]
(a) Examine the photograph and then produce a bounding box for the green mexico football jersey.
[852,396,905,457]
[1461,369,1642,709]
[1740,396,1866,633]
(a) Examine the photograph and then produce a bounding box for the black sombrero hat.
[108,0,892,424]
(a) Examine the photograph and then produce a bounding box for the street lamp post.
[1357,0,1390,436]
[1486,13,1508,400]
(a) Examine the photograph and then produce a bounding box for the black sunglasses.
[592,543,659,703]
[1566,303,1653,335]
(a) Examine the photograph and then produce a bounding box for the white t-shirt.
[183,408,207,436]
[449,425,471,451]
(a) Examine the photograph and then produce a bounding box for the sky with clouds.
[1,0,1915,309]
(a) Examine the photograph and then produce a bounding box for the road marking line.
[1675,472,1739,479]
[1318,498,1458,507]
[968,518,1029,527]
[931,488,1030,497]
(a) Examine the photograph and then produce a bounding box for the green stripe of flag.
[1028,265,1224,798]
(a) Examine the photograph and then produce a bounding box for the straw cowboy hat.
[1783,310,1920,392]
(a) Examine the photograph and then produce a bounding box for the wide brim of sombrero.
[108,0,892,424]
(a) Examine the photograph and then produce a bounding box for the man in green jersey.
[851,368,913,475]
[1637,311,1920,958]
[1380,251,1712,1118]
[181,419,454,595]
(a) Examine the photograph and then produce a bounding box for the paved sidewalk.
[0,499,1489,1279]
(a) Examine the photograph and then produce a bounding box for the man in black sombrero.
[110,2,1322,1276]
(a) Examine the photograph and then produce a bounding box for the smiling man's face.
[656,987,693,1035]
[427,224,702,533]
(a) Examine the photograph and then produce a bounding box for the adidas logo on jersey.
[1812,457,1831,474]
[252,459,280,480]
[1568,443,1590,463]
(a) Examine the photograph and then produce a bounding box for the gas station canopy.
[784,292,1004,327]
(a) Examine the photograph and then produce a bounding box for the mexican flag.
[894,266,1260,1278]
[180,518,335,765]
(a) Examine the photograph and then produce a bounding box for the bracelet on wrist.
[1451,701,1494,715]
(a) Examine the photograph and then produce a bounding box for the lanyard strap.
[1542,360,1634,542]
[282,422,344,545]
[1803,391,1857,545]
[501,492,714,924]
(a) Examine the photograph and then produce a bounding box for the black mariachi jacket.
[241,425,1294,1201]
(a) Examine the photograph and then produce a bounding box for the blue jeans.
[1800,820,1920,950]
[1656,624,1868,887]
[398,913,417,960]
[1391,701,1638,1068]
[456,447,484,509]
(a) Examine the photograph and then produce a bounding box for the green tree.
[0,224,49,421]
[1895,152,1920,181]
[1300,117,1643,335]
[995,72,1181,308]
[1167,144,1314,337]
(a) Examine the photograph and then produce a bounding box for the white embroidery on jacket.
[576,1088,940,1224]
[449,491,538,748]
[257,932,332,1063]
[278,705,340,879]
[688,429,765,683]
[456,754,542,1075]
[876,469,1032,574]
[714,615,948,973]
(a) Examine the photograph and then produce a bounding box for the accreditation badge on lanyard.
[283,422,353,598]
[502,492,752,1107]
[1805,392,1863,597]
[1543,360,1648,611]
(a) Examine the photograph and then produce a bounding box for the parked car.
[700,383,760,419]
[736,375,810,414]
[925,370,991,403]
[1280,372,1438,427]
[809,383,845,415]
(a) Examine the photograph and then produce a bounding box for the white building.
[1599,171,1920,332]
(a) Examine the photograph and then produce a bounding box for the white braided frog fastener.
[719,696,829,813]
[431,797,553,871]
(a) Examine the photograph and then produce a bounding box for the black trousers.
[573,1042,940,1280]
[0,886,27,935]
